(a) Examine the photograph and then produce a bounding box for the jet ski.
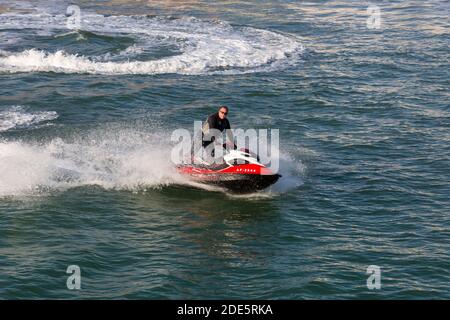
[177,148,281,193]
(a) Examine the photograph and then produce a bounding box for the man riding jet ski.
[176,106,281,193]
[200,105,236,155]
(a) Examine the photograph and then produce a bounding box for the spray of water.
[0,127,185,197]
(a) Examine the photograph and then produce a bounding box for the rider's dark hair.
[218,105,229,112]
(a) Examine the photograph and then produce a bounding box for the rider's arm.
[203,114,217,143]
[225,120,237,149]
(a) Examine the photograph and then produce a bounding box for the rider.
[201,105,235,152]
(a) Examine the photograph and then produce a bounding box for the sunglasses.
[219,110,228,115]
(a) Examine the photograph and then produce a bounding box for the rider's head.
[218,105,229,120]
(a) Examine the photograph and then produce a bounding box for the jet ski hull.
[191,173,281,193]
[177,163,281,193]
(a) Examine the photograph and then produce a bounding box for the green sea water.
[0,0,449,299]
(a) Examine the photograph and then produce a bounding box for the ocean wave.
[0,106,58,132]
[0,12,303,75]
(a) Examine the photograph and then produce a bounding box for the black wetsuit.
[201,112,231,148]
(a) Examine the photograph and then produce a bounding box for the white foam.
[0,129,189,197]
[0,12,304,75]
[0,106,58,132]
[271,152,305,193]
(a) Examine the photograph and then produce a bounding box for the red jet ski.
[177,149,281,193]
